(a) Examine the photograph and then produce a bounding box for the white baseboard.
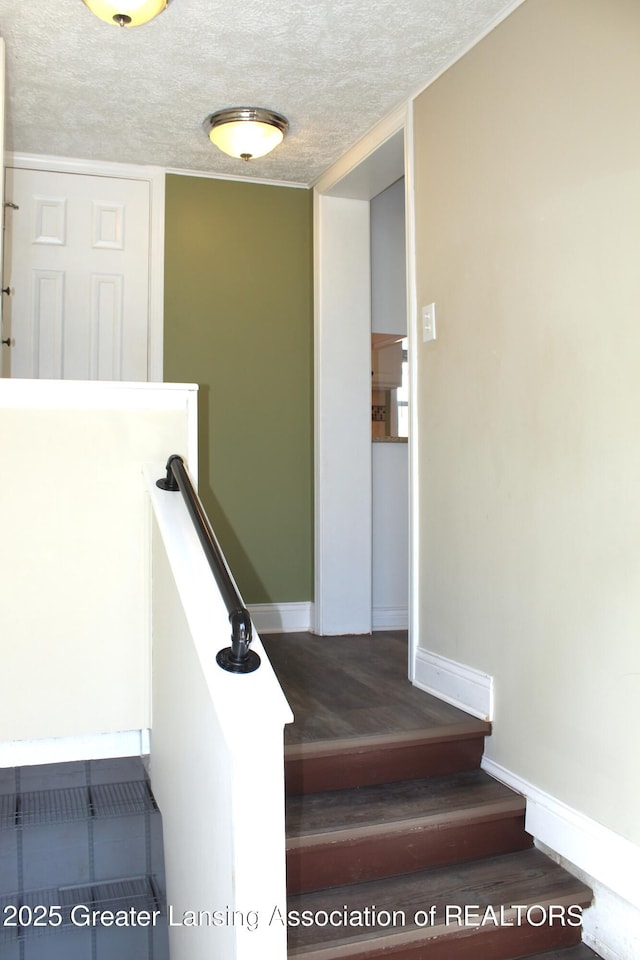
[372,605,409,630]
[0,729,150,768]
[413,648,493,721]
[577,872,640,960]
[482,756,640,960]
[247,601,313,634]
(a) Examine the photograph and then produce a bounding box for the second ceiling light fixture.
[203,108,289,161]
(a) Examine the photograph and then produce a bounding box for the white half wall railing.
[146,462,293,960]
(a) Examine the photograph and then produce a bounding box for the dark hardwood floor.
[262,630,486,744]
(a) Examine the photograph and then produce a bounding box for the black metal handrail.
[156,454,260,674]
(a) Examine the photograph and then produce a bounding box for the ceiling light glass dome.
[82,0,169,27]
[204,108,289,161]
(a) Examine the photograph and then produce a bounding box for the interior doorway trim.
[5,152,165,382]
[313,104,419,658]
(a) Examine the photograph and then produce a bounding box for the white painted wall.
[0,379,196,746]
[371,177,406,335]
[372,441,409,628]
[147,467,292,960]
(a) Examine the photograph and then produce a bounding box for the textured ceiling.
[0,0,516,186]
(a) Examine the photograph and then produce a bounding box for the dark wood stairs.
[284,723,597,960]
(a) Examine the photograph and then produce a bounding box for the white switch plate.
[422,303,436,342]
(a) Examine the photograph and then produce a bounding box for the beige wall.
[413,0,640,844]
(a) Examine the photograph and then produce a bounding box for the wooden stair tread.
[285,723,491,795]
[285,721,491,759]
[286,848,592,954]
[286,769,524,841]
[265,634,489,747]
[523,947,603,960]
[286,769,532,895]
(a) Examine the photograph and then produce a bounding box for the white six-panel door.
[3,167,151,381]
[0,41,6,377]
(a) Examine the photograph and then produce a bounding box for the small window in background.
[371,334,408,439]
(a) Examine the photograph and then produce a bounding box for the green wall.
[164,175,313,604]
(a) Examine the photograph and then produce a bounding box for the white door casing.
[313,107,419,649]
[313,191,372,636]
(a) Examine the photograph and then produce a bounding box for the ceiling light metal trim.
[81,0,170,27]
[204,107,289,161]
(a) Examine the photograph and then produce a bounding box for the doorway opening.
[370,176,409,632]
[313,114,418,677]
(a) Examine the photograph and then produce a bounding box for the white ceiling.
[0,0,517,187]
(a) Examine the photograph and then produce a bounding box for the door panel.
[3,167,151,380]
[0,40,6,378]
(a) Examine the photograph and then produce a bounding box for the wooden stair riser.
[285,737,486,795]
[287,807,532,895]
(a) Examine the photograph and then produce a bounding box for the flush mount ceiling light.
[82,0,169,27]
[204,108,289,161]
